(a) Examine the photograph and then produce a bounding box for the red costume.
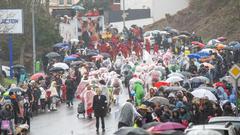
[153,43,159,54]
[146,39,151,53]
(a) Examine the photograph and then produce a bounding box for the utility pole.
[122,0,126,28]
[0,35,2,78]
[32,0,36,74]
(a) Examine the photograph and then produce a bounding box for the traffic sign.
[229,64,240,79]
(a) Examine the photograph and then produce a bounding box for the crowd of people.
[0,23,240,135]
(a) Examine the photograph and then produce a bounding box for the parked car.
[2,65,10,77]
[209,116,240,132]
[185,123,239,135]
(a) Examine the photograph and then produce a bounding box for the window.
[67,0,72,5]
[113,0,120,4]
[59,0,64,5]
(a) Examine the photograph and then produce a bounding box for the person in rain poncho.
[118,102,141,129]
[49,81,58,111]
[81,85,96,118]
[133,82,145,106]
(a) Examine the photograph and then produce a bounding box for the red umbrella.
[154,81,170,88]
[30,73,45,81]
[148,122,186,132]
[217,37,227,42]
[191,41,205,48]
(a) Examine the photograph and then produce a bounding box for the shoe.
[96,129,99,133]
[102,129,105,132]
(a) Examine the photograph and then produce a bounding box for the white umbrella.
[191,89,217,101]
[53,62,69,70]
[167,73,184,78]
[166,76,183,83]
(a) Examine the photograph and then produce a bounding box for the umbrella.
[70,39,79,43]
[178,34,189,39]
[166,76,183,83]
[69,54,80,58]
[157,130,185,135]
[191,89,217,101]
[71,5,85,10]
[46,52,60,58]
[64,56,78,62]
[217,37,227,42]
[114,127,150,135]
[53,62,69,70]
[159,31,170,35]
[100,53,111,59]
[228,41,239,46]
[92,54,104,60]
[179,31,191,36]
[49,67,64,72]
[153,81,170,88]
[232,43,240,50]
[148,122,186,132]
[167,73,185,78]
[8,87,22,93]
[142,122,161,129]
[186,130,222,135]
[168,29,179,36]
[199,48,214,54]
[53,43,70,48]
[30,73,45,81]
[190,76,210,83]
[70,61,84,67]
[207,39,220,46]
[188,54,201,59]
[148,96,170,105]
[197,86,217,93]
[164,86,187,92]
[202,62,214,69]
[13,64,25,69]
[191,41,205,48]
[180,71,193,78]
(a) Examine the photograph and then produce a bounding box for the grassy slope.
[146,0,240,41]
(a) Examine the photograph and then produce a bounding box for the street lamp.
[32,0,36,74]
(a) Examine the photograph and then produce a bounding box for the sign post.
[229,64,240,116]
[0,9,23,79]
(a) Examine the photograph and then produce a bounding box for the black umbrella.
[179,31,191,36]
[100,53,111,59]
[164,86,187,92]
[49,67,64,72]
[168,29,179,36]
[228,41,239,46]
[13,64,25,69]
[114,127,150,135]
[70,61,84,67]
[45,52,61,58]
[142,122,161,129]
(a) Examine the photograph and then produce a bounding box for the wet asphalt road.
[30,89,129,135]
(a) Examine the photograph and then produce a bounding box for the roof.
[109,9,151,23]
[209,117,240,123]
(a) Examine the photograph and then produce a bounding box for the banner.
[0,9,23,34]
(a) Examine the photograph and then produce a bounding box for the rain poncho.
[133,82,144,106]
[81,88,96,115]
[118,102,135,127]
[49,81,58,97]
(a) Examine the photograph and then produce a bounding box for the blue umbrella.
[64,56,77,62]
[196,52,210,57]
[188,54,201,59]
[53,43,70,48]
[232,43,240,50]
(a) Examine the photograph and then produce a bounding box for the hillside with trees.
[146,0,240,42]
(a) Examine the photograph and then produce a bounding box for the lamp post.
[32,0,36,74]
[122,0,126,28]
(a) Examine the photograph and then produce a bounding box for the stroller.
[77,102,85,118]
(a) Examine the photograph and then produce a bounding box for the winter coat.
[93,95,107,117]
[65,79,75,100]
